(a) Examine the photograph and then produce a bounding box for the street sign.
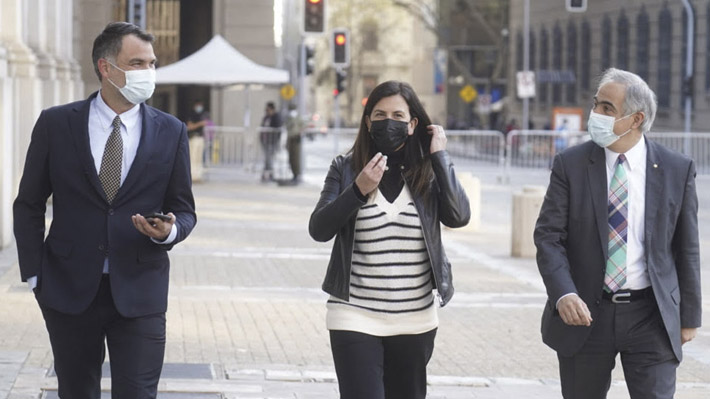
[476,94,492,114]
[459,85,478,103]
[516,71,536,98]
[280,84,296,100]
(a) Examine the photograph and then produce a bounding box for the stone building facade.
[508,0,709,132]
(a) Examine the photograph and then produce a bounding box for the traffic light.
[335,69,347,96]
[304,0,325,33]
[304,45,315,75]
[332,29,350,67]
[565,0,587,12]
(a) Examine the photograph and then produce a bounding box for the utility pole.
[522,0,530,131]
[680,0,694,155]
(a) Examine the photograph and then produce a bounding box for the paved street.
[1,135,709,398]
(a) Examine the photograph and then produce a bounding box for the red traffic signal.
[332,29,350,67]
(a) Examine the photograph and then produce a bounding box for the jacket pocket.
[137,248,169,264]
[46,236,72,259]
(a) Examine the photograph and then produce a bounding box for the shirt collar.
[604,135,646,171]
[96,90,141,131]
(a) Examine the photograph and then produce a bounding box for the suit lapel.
[114,103,159,204]
[69,92,108,202]
[644,139,664,257]
[587,144,609,259]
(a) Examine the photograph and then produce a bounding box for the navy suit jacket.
[534,139,701,361]
[14,92,196,318]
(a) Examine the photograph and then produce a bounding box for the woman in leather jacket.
[309,81,470,399]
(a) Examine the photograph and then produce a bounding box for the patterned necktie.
[99,116,123,203]
[604,154,628,293]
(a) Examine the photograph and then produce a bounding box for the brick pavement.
[0,153,708,398]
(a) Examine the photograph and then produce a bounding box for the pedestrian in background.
[187,99,208,182]
[279,103,304,186]
[309,80,470,399]
[260,101,282,182]
[13,22,196,398]
[534,68,701,399]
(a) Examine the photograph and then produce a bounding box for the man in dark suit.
[13,22,196,398]
[534,68,701,399]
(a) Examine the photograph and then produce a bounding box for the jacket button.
[108,209,114,215]
[595,299,601,306]
[98,244,104,251]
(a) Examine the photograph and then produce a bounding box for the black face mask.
[369,119,409,155]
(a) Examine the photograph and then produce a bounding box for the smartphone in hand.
[144,213,171,222]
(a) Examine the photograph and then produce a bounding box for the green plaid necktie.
[604,154,628,293]
[99,116,123,203]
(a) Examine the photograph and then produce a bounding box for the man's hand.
[355,152,387,195]
[132,212,175,241]
[557,294,593,326]
[681,328,697,345]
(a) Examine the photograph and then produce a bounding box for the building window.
[516,31,524,72]
[553,23,563,103]
[601,15,612,71]
[566,20,578,104]
[680,5,695,108]
[581,20,590,90]
[540,27,549,103]
[616,11,629,70]
[636,7,650,82]
[657,6,672,108]
[361,21,378,51]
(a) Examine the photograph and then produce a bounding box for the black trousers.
[330,328,437,399]
[39,276,166,399]
[558,292,678,399]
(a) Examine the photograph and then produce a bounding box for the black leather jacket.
[309,151,470,306]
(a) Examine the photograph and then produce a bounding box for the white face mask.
[587,111,634,148]
[106,61,156,104]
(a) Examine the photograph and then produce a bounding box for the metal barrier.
[204,126,710,177]
[446,130,506,167]
[204,126,284,172]
[505,129,588,170]
[646,132,710,174]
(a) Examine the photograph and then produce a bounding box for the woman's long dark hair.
[349,81,434,197]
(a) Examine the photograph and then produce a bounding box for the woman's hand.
[427,124,447,154]
[355,152,387,195]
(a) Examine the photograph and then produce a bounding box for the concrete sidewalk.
[0,147,709,398]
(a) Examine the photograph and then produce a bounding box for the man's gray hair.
[597,68,657,133]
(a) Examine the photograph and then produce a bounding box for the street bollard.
[451,172,480,232]
[511,185,545,258]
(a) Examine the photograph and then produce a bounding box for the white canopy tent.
[155,35,288,86]
[155,35,289,127]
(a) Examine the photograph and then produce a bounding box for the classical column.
[64,0,84,101]
[27,0,59,109]
[0,0,41,248]
[4,0,41,184]
[0,40,15,248]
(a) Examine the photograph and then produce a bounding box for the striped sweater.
[326,186,438,336]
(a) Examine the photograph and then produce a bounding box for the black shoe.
[277,179,298,186]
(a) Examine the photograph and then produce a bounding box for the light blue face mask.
[106,61,156,105]
[587,111,634,148]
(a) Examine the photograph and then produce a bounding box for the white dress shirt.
[556,136,650,306]
[27,92,176,289]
